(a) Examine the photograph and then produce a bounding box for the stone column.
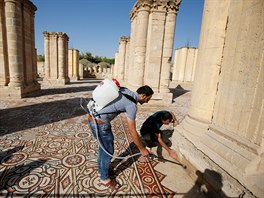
[113,52,119,78]
[0,0,39,98]
[188,0,229,123]
[159,2,178,93]
[68,49,80,80]
[30,5,38,84]
[68,49,79,80]
[49,33,58,79]
[79,63,84,79]
[58,33,66,80]
[23,1,34,86]
[117,36,128,82]
[132,0,151,88]
[5,0,24,87]
[124,38,130,84]
[127,13,136,90]
[43,31,50,78]
[74,49,79,80]
[0,0,9,86]
[174,0,264,197]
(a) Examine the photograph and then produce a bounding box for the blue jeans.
[88,119,114,180]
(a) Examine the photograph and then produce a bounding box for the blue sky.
[32,0,204,58]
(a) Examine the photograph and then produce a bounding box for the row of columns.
[114,0,182,104]
[0,0,40,98]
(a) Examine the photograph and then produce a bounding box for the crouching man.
[140,110,179,159]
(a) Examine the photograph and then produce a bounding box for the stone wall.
[170,47,198,88]
[174,0,264,197]
[0,0,40,98]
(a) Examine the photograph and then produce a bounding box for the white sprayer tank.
[92,78,120,111]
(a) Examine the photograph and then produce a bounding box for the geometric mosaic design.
[0,83,179,197]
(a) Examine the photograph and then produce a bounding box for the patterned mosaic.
[0,81,188,197]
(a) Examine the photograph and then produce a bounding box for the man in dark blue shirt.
[140,110,179,159]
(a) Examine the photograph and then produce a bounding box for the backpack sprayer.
[80,78,141,160]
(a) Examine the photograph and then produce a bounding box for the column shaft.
[43,32,50,78]
[133,7,150,87]
[159,10,177,93]
[58,34,65,79]
[189,0,230,122]
[5,0,24,87]
[0,0,9,86]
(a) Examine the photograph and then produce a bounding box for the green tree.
[37,54,45,62]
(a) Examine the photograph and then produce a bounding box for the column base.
[173,116,263,198]
[69,76,80,81]
[169,80,193,90]
[43,78,70,85]
[0,83,41,98]
[148,92,173,105]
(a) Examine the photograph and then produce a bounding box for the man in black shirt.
[140,110,179,159]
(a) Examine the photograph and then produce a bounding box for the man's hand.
[172,119,179,127]
[168,149,178,159]
[140,147,150,157]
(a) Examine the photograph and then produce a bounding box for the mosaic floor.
[0,79,206,197]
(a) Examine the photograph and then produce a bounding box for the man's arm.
[127,118,150,156]
[156,133,178,159]
[170,111,179,127]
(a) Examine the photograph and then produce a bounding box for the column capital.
[136,0,152,11]
[43,31,50,38]
[130,0,152,20]
[150,0,181,13]
[57,32,69,41]
[166,0,181,13]
[119,36,129,43]
[23,0,37,15]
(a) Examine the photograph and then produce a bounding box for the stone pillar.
[159,2,178,93]
[5,0,24,87]
[43,31,50,78]
[124,38,130,84]
[117,36,129,84]
[175,0,264,197]
[73,49,79,80]
[113,52,119,78]
[23,1,34,86]
[127,13,136,90]
[188,0,229,123]
[144,3,166,93]
[0,0,9,86]
[68,49,80,80]
[43,31,69,85]
[79,63,84,79]
[58,33,65,80]
[132,0,151,89]
[0,0,40,98]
